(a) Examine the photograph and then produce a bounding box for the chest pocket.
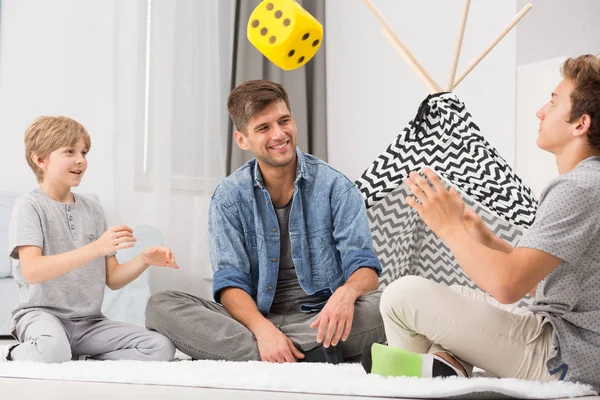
[308,231,341,280]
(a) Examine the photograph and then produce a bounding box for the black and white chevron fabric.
[355,93,538,306]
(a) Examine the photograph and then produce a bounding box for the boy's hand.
[95,225,136,256]
[142,247,179,269]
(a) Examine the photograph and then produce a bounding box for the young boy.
[363,54,600,391]
[1,116,177,363]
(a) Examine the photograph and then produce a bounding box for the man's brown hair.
[227,80,291,134]
[24,116,91,183]
[561,54,600,149]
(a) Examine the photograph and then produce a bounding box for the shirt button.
[70,225,75,230]
[69,215,73,221]
[268,286,273,291]
[67,206,71,211]
[272,228,277,232]
[266,200,271,204]
[271,258,277,262]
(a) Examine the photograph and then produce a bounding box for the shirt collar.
[253,147,307,188]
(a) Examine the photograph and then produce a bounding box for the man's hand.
[310,285,356,348]
[405,169,465,240]
[94,225,136,256]
[254,321,305,363]
[142,246,179,269]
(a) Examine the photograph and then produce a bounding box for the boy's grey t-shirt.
[517,156,600,391]
[8,188,110,332]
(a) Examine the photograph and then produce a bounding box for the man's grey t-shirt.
[271,199,327,313]
[517,156,600,390]
[8,188,110,332]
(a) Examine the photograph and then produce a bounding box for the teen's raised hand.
[405,168,465,240]
[95,225,136,256]
[462,208,493,245]
[142,246,180,269]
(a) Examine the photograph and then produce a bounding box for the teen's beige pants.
[380,275,558,381]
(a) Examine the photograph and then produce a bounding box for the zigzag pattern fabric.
[355,93,538,306]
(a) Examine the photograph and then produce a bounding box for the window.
[136,0,233,194]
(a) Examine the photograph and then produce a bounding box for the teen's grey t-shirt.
[517,156,600,391]
[8,188,111,332]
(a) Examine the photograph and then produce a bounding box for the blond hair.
[24,116,92,183]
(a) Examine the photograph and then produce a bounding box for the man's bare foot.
[433,351,469,377]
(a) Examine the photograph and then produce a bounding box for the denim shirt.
[209,148,381,316]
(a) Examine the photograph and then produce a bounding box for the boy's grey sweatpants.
[145,289,385,361]
[10,310,175,363]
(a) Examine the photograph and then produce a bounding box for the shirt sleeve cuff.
[212,267,255,303]
[516,239,568,264]
[342,250,382,281]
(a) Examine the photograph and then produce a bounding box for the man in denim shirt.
[146,80,385,362]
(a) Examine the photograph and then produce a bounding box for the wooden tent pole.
[380,29,442,94]
[453,3,532,89]
[363,0,442,94]
[447,0,471,92]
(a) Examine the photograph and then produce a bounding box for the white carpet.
[0,360,596,399]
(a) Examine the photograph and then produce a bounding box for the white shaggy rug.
[0,359,596,399]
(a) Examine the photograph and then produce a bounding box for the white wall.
[516,57,564,197]
[0,0,116,214]
[325,0,518,181]
[517,0,600,66]
[513,0,600,195]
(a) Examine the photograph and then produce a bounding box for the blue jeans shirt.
[209,148,381,315]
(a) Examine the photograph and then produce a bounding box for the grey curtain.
[226,0,328,175]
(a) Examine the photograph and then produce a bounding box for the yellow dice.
[247,0,323,71]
